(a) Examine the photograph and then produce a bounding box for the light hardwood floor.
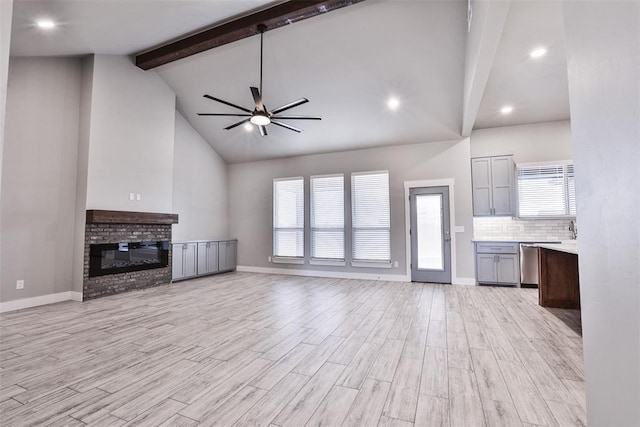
[0,272,586,426]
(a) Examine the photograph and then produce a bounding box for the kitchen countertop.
[473,239,562,243]
[534,241,579,255]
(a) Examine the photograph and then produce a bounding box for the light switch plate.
[129,192,135,201]
[136,194,141,201]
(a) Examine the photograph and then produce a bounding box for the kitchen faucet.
[569,220,578,240]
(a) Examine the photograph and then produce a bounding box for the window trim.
[272,176,305,259]
[310,173,345,262]
[516,160,576,219]
[351,170,391,264]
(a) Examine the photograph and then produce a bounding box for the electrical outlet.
[393,261,399,268]
[268,256,272,263]
[16,280,24,290]
[136,194,141,201]
[129,192,135,201]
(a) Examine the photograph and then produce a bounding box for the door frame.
[404,179,459,284]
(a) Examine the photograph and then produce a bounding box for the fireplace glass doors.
[89,241,169,277]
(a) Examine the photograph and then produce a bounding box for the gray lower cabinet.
[218,240,237,272]
[172,243,197,280]
[173,239,237,281]
[475,242,520,286]
[197,242,218,275]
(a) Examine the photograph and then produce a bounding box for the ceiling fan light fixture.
[36,19,56,29]
[250,113,271,126]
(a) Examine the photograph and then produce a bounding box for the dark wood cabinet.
[538,247,580,309]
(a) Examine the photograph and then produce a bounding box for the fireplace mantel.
[86,210,179,225]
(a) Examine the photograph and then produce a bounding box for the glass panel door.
[410,186,451,283]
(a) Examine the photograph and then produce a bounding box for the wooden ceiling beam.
[135,0,366,70]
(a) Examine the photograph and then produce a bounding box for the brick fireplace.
[83,210,178,300]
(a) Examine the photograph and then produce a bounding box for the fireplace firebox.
[89,241,169,277]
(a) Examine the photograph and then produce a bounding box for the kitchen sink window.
[517,161,576,217]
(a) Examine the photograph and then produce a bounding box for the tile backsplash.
[473,217,576,241]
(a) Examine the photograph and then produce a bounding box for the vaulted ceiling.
[9,0,571,163]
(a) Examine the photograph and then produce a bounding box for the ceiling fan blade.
[198,113,251,117]
[224,118,251,130]
[203,94,253,113]
[250,87,264,111]
[271,115,322,120]
[258,125,267,137]
[270,98,309,115]
[271,120,302,133]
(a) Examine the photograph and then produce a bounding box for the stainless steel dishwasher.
[520,244,539,287]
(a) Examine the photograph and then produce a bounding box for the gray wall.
[172,111,228,241]
[229,139,474,281]
[470,120,573,162]
[564,2,639,425]
[1,57,82,301]
[85,55,176,213]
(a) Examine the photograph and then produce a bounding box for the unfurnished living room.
[0,0,638,426]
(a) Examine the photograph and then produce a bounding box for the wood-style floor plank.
[0,272,584,427]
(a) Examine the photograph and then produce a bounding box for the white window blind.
[517,163,576,217]
[311,175,344,260]
[351,171,391,262]
[273,177,304,258]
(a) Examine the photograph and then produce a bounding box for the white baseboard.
[70,291,84,302]
[0,291,83,313]
[237,265,411,282]
[238,266,476,286]
[453,277,477,286]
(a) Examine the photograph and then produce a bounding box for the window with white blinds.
[311,175,344,260]
[273,177,304,258]
[517,163,576,217]
[351,171,391,262]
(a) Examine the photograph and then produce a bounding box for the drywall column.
[564,2,640,426]
[0,0,13,293]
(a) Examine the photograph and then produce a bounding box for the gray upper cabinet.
[471,155,515,216]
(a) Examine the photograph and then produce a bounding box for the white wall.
[229,139,474,282]
[471,120,573,163]
[172,111,228,241]
[1,57,82,302]
[85,55,176,213]
[461,0,511,135]
[564,2,640,426]
[0,0,13,296]
[0,0,12,195]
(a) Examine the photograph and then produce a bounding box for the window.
[517,162,576,217]
[311,174,344,261]
[351,171,391,263]
[273,177,304,258]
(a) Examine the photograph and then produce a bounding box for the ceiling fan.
[197,24,321,136]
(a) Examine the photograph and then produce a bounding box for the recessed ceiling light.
[529,47,547,58]
[243,123,253,131]
[500,105,514,115]
[387,97,400,110]
[36,19,57,29]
